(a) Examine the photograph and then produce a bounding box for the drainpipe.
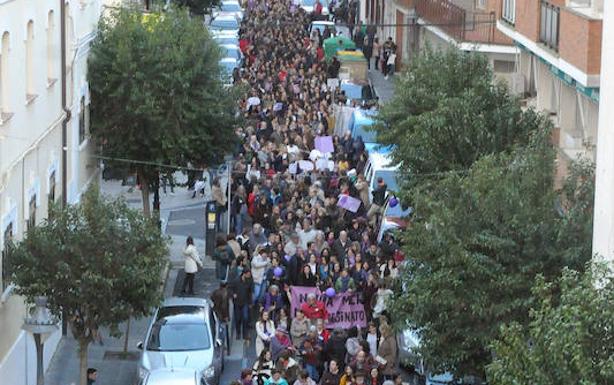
[60,0,70,336]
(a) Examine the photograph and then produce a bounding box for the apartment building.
[362,0,518,82]
[0,1,103,383]
[497,0,603,177]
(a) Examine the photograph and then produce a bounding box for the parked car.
[376,197,412,242]
[219,44,243,66]
[340,79,377,106]
[213,0,244,21]
[137,297,224,385]
[363,151,400,203]
[348,109,381,153]
[309,20,335,35]
[212,31,239,47]
[208,13,240,35]
[138,368,200,385]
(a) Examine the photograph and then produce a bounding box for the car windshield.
[224,47,240,59]
[302,0,316,5]
[210,19,238,30]
[374,170,399,192]
[214,37,239,46]
[352,121,377,143]
[221,3,241,11]
[147,306,211,351]
[220,61,237,75]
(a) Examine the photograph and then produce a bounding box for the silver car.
[137,297,224,385]
[138,368,200,385]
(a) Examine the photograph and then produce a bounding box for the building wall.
[591,0,613,264]
[559,10,602,75]
[0,0,103,384]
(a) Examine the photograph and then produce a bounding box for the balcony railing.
[415,0,497,44]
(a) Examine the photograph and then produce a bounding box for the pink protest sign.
[337,195,362,213]
[315,136,334,153]
[290,286,367,329]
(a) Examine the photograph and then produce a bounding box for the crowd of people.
[191,1,407,385]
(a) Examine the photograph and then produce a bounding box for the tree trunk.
[139,171,151,217]
[78,339,89,385]
[123,317,131,354]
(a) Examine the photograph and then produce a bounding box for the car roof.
[145,368,198,385]
[220,43,240,49]
[352,108,377,120]
[368,151,398,170]
[212,13,239,21]
[312,21,334,26]
[162,296,210,309]
[221,0,241,4]
[220,57,238,64]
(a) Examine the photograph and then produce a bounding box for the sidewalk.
[369,67,396,104]
[44,179,214,385]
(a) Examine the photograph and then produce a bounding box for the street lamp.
[22,296,58,385]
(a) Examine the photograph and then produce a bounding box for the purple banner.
[290,286,367,329]
[315,136,335,153]
[337,195,362,213]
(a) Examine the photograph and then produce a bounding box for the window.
[2,223,13,292]
[78,96,89,143]
[47,11,56,84]
[502,0,515,23]
[1,32,10,116]
[26,21,35,101]
[540,1,560,51]
[48,171,56,214]
[493,60,515,73]
[476,0,487,10]
[27,195,36,231]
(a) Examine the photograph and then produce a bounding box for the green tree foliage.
[88,7,238,215]
[373,47,536,188]
[174,0,220,15]
[389,133,595,379]
[487,265,614,385]
[6,186,168,385]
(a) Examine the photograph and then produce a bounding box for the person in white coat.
[252,247,270,304]
[182,236,203,295]
[255,311,276,356]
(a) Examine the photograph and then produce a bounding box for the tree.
[389,132,595,379]
[487,265,614,385]
[6,186,168,385]
[373,47,536,190]
[175,0,220,15]
[88,7,238,216]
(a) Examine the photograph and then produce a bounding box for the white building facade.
[592,0,613,264]
[0,0,104,383]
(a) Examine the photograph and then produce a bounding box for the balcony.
[415,0,503,45]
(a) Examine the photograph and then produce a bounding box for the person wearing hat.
[367,177,387,227]
[270,327,294,361]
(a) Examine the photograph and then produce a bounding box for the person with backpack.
[213,235,236,281]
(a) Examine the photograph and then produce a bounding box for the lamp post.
[22,296,58,385]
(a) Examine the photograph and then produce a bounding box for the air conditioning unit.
[510,73,525,96]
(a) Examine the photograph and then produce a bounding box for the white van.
[363,151,401,203]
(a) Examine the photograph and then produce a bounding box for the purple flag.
[315,136,334,153]
[337,195,362,213]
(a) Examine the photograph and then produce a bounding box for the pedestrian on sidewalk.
[213,235,235,281]
[372,37,380,71]
[230,269,253,341]
[181,236,203,295]
[87,368,97,385]
[385,50,396,80]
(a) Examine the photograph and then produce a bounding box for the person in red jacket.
[300,293,328,322]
